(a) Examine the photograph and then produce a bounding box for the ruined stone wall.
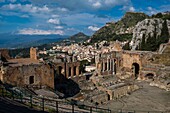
[71,75,86,84]
[91,92,108,104]
[1,63,54,89]
[30,47,37,60]
[122,52,141,69]
[55,61,80,78]
[96,52,121,76]
[111,84,138,99]
[112,41,123,51]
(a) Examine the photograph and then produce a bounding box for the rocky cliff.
[90,12,149,43]
[89,11,170,51]
[130,18,170,51]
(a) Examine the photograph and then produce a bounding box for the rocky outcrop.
[90,12,148,43]
[130,18,170,51]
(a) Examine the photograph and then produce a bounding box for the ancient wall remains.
[112,41,122,51]
[30,47,37,60]
[96,52,122,76]
[91,92,108,104]
[111,84,138,99]
[55,61,80,79]
[1,63,54,89]
[122,52,141,69]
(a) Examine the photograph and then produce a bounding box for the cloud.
[145,6,158,15]
[1,3,50,13]
[20,14,29,18]
[54,26,64,29]
[88,26,100,31]
[92,2,102,8]
[9,0,16,3]
[129,6,135,12]
[47,18,61,25]
[56,7,68,12]
[51,15,60,18]
[121,5,135,12]
[0,0,5,2]
[57,0,131,11]
[18,28,64,35]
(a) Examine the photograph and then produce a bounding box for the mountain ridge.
[89,11,170,51]
[89,12,149,43]
[69,32,90,43]
[0,33,68,48]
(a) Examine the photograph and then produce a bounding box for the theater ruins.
[0,41,170,105]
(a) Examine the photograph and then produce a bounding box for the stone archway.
[132,63,140,79]
[107,94,110,101]
[145,73,154,80]
[58,66,63,75]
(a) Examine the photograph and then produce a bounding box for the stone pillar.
[107,59,109,71]
[113,60,115,75]
[102,62,105,72]
[110,59,112,71]
[71,67,74,77]
[76,66,79,76]
[30,47,37,60]
[66,65,69,78]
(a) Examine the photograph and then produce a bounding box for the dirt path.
[101,81,170,112]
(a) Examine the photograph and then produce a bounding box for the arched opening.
[69,67,71,77]
[132,63,140,79]
[145,73,154,80]
[58,66,63,75]
[107,94,110,101]
[29,76,34,84]
[73,66,76,76]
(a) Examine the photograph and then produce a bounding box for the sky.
[0,0,170,36]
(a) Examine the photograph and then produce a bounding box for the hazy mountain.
[69,32,90,43]
[0,33,68,48]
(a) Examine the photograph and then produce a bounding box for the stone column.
[110,59,112,71]
[66,65,69,78]
[107,59,109,71]
[71,67,74,77]
[76,66,79,76]
[102,61,105,72]
[113,60,115,75]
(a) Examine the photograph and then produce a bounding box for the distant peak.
[69,32,89,42]
[76,32,86,35]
